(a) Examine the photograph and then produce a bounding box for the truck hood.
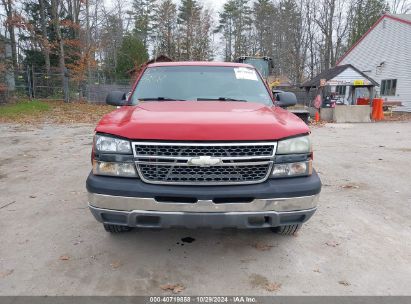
[95,101,309,141]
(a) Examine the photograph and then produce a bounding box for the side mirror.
[106,91,127,106]
[276,92,297,108]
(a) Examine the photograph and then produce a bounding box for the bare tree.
[315,0,349,70]
[12,0,408,90]
[390,0,411,13]
[152,0,178,58]
[252,0,275,56]
[132,0,156,48]
[216,0,252,61]
[304,0,320,78]
[38,0,50,74]
[1,0,17,71]
[51,0,68,101]
[192,7,214,60]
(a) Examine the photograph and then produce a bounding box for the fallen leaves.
[325,240,340,247]
[397,148,411,152]
[264,282,281,292]
[160,283,185,294]
[0,269,14,278]
[338,280,350,286]
[383,112,411,122]
[240,257,257,263]
[253,242,274,251]
[0,100,113,125]
[110,261,122,269]
[341,183,359,189]
[310,120,328,127]
[249,274,281,293]
[59,255,70,261]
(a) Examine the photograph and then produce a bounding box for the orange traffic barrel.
[372,98,384,120]
[315,111,320,122]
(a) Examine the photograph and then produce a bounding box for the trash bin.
[357,98,370,105]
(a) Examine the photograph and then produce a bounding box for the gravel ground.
[0,122,410,295]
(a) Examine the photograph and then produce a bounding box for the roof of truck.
[147,61,254,68]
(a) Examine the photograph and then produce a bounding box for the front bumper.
[86,171,321,228]
[89,204,317,229]
[88,192,319,212]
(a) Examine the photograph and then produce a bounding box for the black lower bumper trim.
[86,171,321,200]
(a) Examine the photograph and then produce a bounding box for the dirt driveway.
[0,122,410,295]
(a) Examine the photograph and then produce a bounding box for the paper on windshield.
[234,67,258,81]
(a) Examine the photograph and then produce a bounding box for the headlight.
[277,135,311,154]
[272,160,312,178]
[93,160,137,177]
[95,135,131,154]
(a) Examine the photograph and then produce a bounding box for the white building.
[337,14,411,111]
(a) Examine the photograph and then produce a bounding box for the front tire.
[273,224,301,235]
[103,224,132,233]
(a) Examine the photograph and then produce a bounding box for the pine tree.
[101,15,125,80]
[116,35,148,78]
[152,0,178,58]
[348,0,388,47]
[193,8,214,60]
[132,0,157,48]
[216,0,252,61]
[177,0,201,60]
[216,0,236,61]
[252,0,275,56]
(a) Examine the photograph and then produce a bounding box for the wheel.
[272,224,301,235]
[103,224,132,233]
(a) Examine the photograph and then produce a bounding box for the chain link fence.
[12,67,133,103]
[8,67,316,106]
[285,87,317,107]
[85,78,131,103]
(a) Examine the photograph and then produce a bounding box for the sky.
[201,0,225,12]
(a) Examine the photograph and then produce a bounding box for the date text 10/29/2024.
[149,297,257,303]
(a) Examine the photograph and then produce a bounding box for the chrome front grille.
[134,144,274,158]
[132,142,276,185]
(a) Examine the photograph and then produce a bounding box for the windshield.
[130,66,273,105]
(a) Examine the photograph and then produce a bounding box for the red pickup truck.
[86,62,321,235]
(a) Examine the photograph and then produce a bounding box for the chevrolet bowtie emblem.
[187,156,223,167]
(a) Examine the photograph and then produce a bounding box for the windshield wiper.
[197,97,247,102]
[139,97,185,101]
